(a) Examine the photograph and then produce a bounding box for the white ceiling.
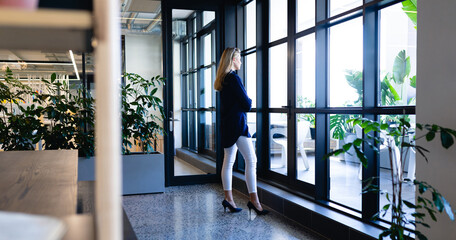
[1,0,161,79]
[121,0,162,35]
[172,9,195,20]
[0,49,92,79]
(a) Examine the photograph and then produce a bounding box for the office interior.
[0,0,455,239]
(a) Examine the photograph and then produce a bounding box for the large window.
[234,0,416,226]
[178,11,216,156]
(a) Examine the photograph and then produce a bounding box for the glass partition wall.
[171,9,217,178]
[235,0,416,224]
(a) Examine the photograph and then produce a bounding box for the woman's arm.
[231,74,252,112]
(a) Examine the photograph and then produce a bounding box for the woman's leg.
[236,136,264,210]
[221,144,238,207]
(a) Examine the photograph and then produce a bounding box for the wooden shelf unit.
[0,8,93,51]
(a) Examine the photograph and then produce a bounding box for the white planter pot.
[78,153,165,195]
[343,134,360,163]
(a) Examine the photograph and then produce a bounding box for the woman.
[214,47,268,216]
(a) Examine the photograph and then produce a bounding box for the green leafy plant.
[345,70,363,106]
[0,67,44,150]
[326,117,456,240]
[402,0,417,28]
[0,68,95,157]
[121,73,165,154]
[73,86,95,158]
[380,0,417,107]
[297,96,315,127]
[34,73,78,150]
[329,114,362,140]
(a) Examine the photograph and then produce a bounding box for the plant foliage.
[325,117,456,240]
[121,73,165,154]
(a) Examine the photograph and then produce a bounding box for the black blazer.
[220,71,252,148]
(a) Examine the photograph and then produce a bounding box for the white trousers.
[221,136,257,193]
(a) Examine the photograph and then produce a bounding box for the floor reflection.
[123,184,325,240]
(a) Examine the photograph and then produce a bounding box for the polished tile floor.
[123,184,326,240]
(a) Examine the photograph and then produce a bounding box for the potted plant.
[78,72,165,195]
[0,67,44,150]
[120,72,165,194]
[297,96,316,139]
[326,117,456,240]
[34,73,79,151]
[329,114,362,162]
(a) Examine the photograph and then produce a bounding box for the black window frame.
[179,11,217,158]
[235,0,416,225]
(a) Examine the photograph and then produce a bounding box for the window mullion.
[315,0,329,201]
[362,2,380,220]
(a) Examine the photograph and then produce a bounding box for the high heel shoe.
[222,200,242,213]
[247,201,269,216]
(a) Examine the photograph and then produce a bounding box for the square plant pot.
[78,152,164,195]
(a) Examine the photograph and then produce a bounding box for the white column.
[417,0,456,239]
[94,0,122,239]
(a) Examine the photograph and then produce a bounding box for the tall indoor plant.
[79,72,166,194]
[326,117,456,240]
[119,72,165,194]
[0,67,44,150]
[121,72,164,154]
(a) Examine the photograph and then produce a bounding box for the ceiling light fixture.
[69,50,80,80]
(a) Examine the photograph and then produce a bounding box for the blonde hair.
[214,47,240,91]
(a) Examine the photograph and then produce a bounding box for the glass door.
[163,5,219,186]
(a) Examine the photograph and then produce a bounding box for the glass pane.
[270,113,288,176]
[269,43,288,108]
[379,115,416,221]
[296,33,315,107]
[187,74,194,108]
[193,38,197,68]
[297,0,315,32]
[380,3,417,106]
[203,34,212,66]
[188,73,197,108]
[245,0,256,49]
[329,114,362,211]
[202,11,215,27]
[211,30,216,64]
[192,18,196,34]
[247,112,257,154]
[296,114,315,184]
[203,68,212,108]
[183,111,189,147]
[189,111,197,150]
[245,53,257,108]
[184,42,189,71]
[269,0,287,42]
[211,65,216,107]
[330,18,363,107]
[204,111,215,151]
[194,72,198,108]
[330,0,362,17]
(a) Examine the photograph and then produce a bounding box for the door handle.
[169,111,174,132]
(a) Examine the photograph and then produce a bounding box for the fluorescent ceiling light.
[69,50,80,80]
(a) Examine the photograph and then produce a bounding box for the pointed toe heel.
[222,200,242,213]
[247,201,269,216]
